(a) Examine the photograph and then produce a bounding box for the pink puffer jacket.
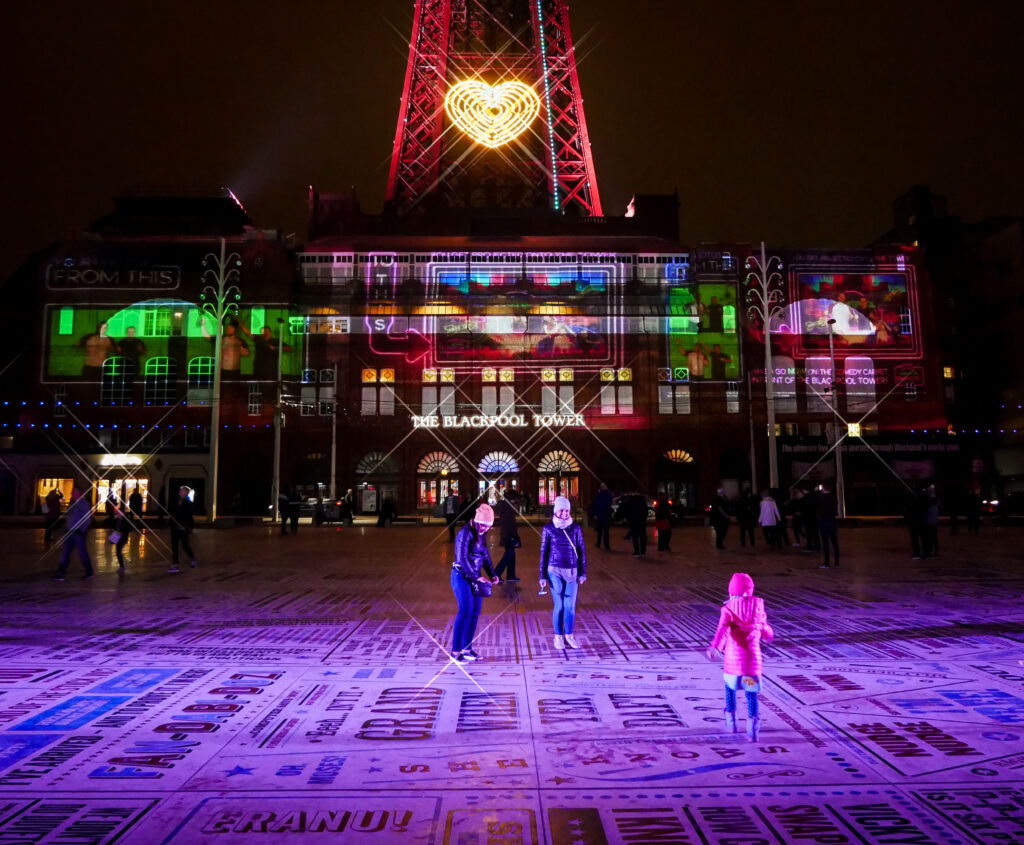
[710,595,775,676]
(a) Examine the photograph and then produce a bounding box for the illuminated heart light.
[444,80,541,148]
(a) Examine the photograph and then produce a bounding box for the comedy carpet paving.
[1,519,1023,844]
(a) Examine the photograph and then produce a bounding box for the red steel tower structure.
[386,0,602,216]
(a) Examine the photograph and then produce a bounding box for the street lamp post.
[826,319,847,517]
[272,318,286,525]
[200,238,242,524]
[745,242,785,490]
[329,362,338,500]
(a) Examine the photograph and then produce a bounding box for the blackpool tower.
[386,0,602,216]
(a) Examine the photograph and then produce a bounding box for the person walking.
[343,488,355,526]
[737,488,758,549]
[287,488,301,534]
[758,490,782,550]
[800,486,821,552]
[444,490,461,542]
[817,484,840,569]
[450,504,500,664]
[128,487,144,533]
[54,486,93,581]
[110,503,131,576]
[590,483,613,551]
[706,572,775,742]
[710,489,731,550]
[624,493,648,556]
[494,492,521,581]
[168,485,198,573]
[922,485,939,558]
[655,499,673,551]
[43,487,63,544]
[278,489,290,535]
[539,496,588,650]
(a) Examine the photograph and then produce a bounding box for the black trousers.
[629,522,648,555]
[171,528,195,564]
[594,518,610,550]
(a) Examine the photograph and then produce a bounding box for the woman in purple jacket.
[539,496,588,650]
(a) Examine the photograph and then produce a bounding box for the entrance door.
[478,476,519,505]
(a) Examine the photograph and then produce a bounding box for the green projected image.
[667,284,740,381]
[45,302,303,382]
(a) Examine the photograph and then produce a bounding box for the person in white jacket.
[758,491,782,550]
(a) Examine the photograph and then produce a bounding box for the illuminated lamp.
[847,422,861,438]
[444,79,541,148]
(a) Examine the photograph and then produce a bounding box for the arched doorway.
[417,451,460,511]
[656,448,697,512]
[537,450,580,510]
[477,451,520,504]
[354,451,400,514]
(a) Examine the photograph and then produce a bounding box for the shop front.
[536,449,580,511]
[477,450,520,504]
[655,448,698,512]
[354,451,399,513]
[416,451,461,511]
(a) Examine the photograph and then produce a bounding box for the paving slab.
[1,520,1022,843]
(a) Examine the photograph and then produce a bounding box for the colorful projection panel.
[432,312,611,364]
[767,271,920,358]
[44,302,302,382]
[666,283,740,381]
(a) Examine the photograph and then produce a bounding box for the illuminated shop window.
[247,384,262,415]
[53,384,67,417]
[440,369,455,383]
[301,386,316,416]
[417,451,460,507]
[943,366,955,380]
[144,357,177,406]
[379,369,395,384]
[726,382,740,414]
[101,357,134,406]
[187,357,214,405]
[422,368,437,383]
[319,386,335,416]
[479,452,519,474]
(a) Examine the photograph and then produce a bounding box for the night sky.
[4,0,1022,281]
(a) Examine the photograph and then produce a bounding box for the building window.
[481,385,497,416]
[942,366,955,379]
[904,382,918,401]
[726,382,740,413]
[319,368,335,384]
[301,386,316,416]
[319,386,335,416]
[143,308,172,338]
[541,385,557,415]
[302,369,316,384]
[247,384,262,415]
[898,307,913,335]
[101,357,134,406]
[658,384,690,414]
[53,385,68,418]
[361,386,377,416]
[421,385,438,416]
[187,357,214,405]
[145,357,176,406]
[185,427,208,448]
[439,385,455,416]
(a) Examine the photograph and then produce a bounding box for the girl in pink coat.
[706,572,775,741]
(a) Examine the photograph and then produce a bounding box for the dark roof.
[87,195,253,237]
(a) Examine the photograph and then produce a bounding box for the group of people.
[449,490,774,743]
[717,486,841,568]
[53,483,198,580]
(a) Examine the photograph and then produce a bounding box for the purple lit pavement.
[1,518,1023,843]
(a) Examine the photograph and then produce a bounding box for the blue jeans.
[549,572,579,635]
[450,569,482,652]
[59,532,93,576]
[725,685,759,719]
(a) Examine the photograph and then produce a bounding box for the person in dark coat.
[922,485,940,558]
[54,486,93,581]
[287,489,301,534]
[43,487,63,544]
[965,490,983,535]
[710,489,731,550]
[111,502,131,576]
[737,488,758,548]
[494,492,521,581]
[590,483,613,550]
[128,488,144,533]
[278,490,290,535]
[903,486,926,559]
[655,499,673,551]
[450,504,499,664]
[539,496,588,650]
[817,484,840,569]
[168,485,197,573]
[376,495,397,527]
[800,486,821,552]
[624,493,649,556]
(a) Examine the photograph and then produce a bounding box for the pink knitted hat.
[728,572,755,597]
